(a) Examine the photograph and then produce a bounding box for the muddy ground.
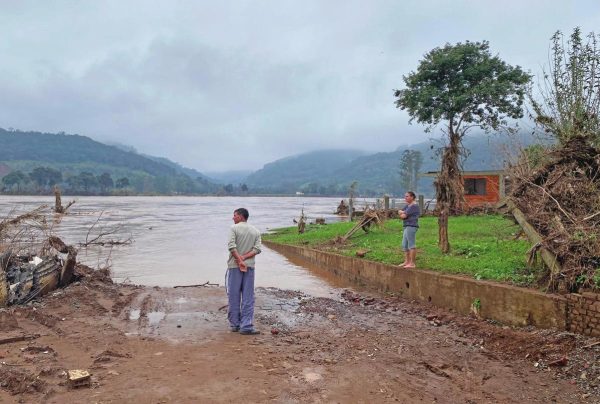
[0,271,599,403]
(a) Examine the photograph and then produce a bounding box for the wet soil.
[0,272,598,403]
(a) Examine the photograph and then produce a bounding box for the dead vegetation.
[79,211,132,247]
[1,204,128,307]
[340,208,383,242]
[53,186,75,214]
[508,135,600,292]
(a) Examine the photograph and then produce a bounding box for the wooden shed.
[423,170,506,207]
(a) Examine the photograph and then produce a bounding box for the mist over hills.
[0,128,534,197]
[0,128,219,194]
[241,133,532,197]
[244,150,367,192]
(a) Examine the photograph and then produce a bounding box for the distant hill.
[244,149,367,193]
[204,170,254,185]
[142,154,214,182]
[0,128,219,195]
[107,141,217,184]
[243,133,535,197]
[1,127,538,197]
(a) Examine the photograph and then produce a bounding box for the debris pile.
[509,135,600,292]
[1,207,80,307]
[334,200,349,215]
[1,253,61,305]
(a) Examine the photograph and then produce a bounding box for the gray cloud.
[0,1,597,171]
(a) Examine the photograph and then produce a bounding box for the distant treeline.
[0,166,219,196]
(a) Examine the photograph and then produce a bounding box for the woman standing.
[398,191,420,268]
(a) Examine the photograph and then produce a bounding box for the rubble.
[0,207,81,307]
[509,135,600,292]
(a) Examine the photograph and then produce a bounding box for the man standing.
[227,208,262,335]
[398,191,420,268]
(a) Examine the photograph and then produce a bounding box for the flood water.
[0,196,379,296]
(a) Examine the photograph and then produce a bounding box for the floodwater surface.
[0,196,376,296]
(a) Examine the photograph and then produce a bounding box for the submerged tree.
[531,28,600,146]
[395,41,530,253]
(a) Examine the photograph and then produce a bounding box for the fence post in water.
[418,195,424,212]
[349,199,354,221]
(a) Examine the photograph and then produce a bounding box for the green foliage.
[245,150,366,194]
[395,41,531,135]
[264,215,534,285]
[1,170,28,191]
[0,128,220,195]
[29,166,62,188]
[531,28,600,146]
[522,144,550,169]
[115,177,130,189]
[97,172,114,192]
[243,134,528,197]
[472,298,482,310]
[594,270,600,288]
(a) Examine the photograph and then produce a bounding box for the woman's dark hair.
[406,191,416,199]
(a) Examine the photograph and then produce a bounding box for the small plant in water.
[471,298,482,317]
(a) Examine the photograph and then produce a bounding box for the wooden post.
[349,199,354,221]
[384,195,390,217]
[418,195,424,212]
[54,186,63,214]
[0,270,8,308]
[507,200,562,274]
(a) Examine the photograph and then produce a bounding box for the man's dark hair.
[406,191,416,199]
[234,208,249,220]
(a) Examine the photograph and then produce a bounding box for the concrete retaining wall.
[264,241,568,330]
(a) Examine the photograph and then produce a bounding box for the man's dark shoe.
[239,329,260,335]
[230,326,240,332]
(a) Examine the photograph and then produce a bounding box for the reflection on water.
[0,195,379,296]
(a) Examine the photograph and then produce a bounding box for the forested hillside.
[244,150,366,194]
[0,128,536,197]
[0,128,218,195]
[243,133,534,197]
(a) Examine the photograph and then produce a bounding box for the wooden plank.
[0,333,40,345]
[507,200,562,274]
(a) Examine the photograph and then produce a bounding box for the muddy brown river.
[0,195,383,295]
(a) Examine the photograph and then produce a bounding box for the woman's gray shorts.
[402,226,418,251]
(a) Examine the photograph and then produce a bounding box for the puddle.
[147,311,166,326]
[302,368,323,383]
[129,309,141,320]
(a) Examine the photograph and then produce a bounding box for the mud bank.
[0,272,598,403]
[263,241,571,330]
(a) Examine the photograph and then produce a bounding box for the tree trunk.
[54,186,63,214]
[438,206,450,253]
[434,128,464,253]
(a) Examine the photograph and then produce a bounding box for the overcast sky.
[0,1,597,172]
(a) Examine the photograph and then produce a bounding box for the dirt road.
[0,271,597,403]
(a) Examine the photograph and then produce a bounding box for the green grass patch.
[264,215,538,286]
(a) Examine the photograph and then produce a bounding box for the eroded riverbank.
[0,271,596,403]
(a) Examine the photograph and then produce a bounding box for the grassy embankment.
[264,215,538,286]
